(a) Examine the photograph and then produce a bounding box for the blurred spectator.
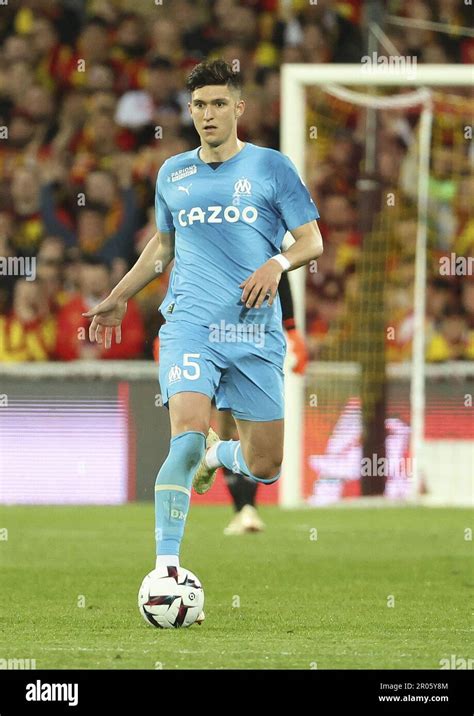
[70,110,136,163]
[0,0,470,364]
[76,17,110,68]
[0,234,16,314]
[4,62,35,107]
[36,236,69,313]
[399,0,434,59]
[149,18,185,64]
[7,108,35,150]
[306,274,345,359]
[429,145,458,249]
[2,35,30,65]
[32,16,76,92]
[40,165,138,263]
[302,22,331,64]
[63,248,82,295]
[319,194,361,273]
[18,85,57,150]
[37,235,66,264]
[426,306,474,361]
[287,0,363,63]
[115,56,180,132]
[9,166,47,256]
[55,256,145,360]
[0,279,56,361]
[462,281,474,330]
[112,12,147,89]
[453,175,474,257]
[37,258,67,314]
[426,278,459,324]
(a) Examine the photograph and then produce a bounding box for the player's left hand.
[240,260,282,309]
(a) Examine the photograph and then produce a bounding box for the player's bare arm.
[240,219,323,309]
[82,229,175,349]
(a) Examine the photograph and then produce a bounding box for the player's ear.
[235,99,245,119]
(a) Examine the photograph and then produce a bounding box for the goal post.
[280,63,474,508]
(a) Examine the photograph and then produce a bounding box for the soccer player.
[84,60,323,584]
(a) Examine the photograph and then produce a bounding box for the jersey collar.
[195,142,249,170]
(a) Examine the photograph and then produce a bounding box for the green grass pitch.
[0,504,471,670]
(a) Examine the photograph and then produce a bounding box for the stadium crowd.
[0,0,472,362]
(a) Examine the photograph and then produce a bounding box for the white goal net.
[281,63,473,508]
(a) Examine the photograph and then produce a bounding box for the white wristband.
[271,254,291,272]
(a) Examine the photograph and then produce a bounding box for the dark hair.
[429,277,454,292]
[186,59,242,94]
[149,56,173,72]
[442,305,466,320]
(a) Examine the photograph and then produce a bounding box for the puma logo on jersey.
[178,205,258,227]
[178,183,192,196]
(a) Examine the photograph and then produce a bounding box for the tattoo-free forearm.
[283,221,323,270]
[110,231,174,302]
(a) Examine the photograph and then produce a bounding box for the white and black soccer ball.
[138,566,204,629]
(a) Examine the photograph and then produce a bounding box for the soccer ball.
[138,566,204,629]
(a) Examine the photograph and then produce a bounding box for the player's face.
[188,85,244,147]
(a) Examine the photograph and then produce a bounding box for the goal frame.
[279,63,474,508]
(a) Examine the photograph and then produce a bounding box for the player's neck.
[199,137,245,164]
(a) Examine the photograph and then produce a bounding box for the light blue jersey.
[155,142,319,332]
[155,142,320,421]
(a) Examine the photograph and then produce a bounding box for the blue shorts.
[158,320,286,422]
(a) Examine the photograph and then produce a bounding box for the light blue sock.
[155,431,205,556]
[216,440,281,485]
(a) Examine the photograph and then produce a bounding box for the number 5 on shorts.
[183,353,201,380]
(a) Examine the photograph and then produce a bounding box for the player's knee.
[247,456,282,481]
[173,420,208,437]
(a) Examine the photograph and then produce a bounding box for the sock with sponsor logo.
[215,440,281,485]
[155,431,205,569]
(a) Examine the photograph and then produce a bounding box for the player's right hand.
[82,295,127,349]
